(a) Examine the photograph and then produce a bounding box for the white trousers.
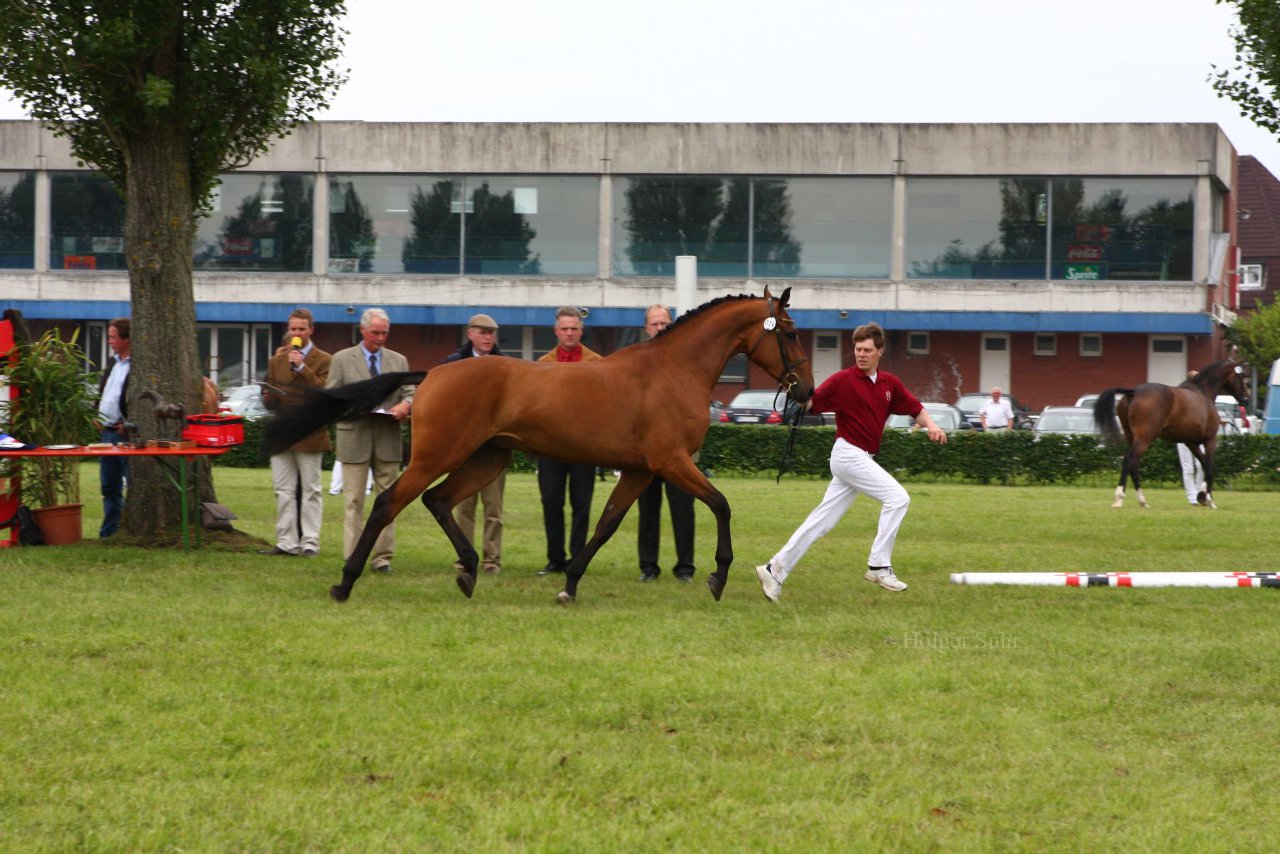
[271,450,324,554]
[772,438,910,581]
[1176,443,1204,503]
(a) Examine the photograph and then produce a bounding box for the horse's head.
[1223,359,1249,408]
[746,286,815,403]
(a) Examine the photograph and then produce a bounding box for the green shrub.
[217,420,1280,487]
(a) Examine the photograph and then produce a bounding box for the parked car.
[954,391,1033,430]
[219,383,261,412]
[1032,406,1100,435]
[1214,394,1257,434]
[219,383,267,419]
[1074,393,1099,409]
[885,402,969,432]
[719,389,826,426]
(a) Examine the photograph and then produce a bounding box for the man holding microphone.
[260,308,332,557]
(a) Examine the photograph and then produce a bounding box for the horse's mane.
[654,293,759,339]
[1182,360,1238,390]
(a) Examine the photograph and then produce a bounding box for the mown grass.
[2,465,1279,851]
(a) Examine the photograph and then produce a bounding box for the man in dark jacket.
[444,313,508,574]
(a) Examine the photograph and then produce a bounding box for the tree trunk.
[120,123,218,537]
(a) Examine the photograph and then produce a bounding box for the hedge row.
[219,419,1280,486]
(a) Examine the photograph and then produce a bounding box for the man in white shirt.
[95,317,132,537]
[979,387,1015,431]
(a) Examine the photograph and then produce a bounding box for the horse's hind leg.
[331,465,435,602]
[559,471,653,605]
[419,444,513,598]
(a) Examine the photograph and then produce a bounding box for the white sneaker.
[755,563,782,602]
[865,566,907,592]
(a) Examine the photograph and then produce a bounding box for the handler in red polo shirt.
[756,321,946,601]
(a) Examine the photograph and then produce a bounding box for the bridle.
[744,295,811,482]
[745,295,809,405]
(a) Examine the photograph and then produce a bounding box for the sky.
[4,0,1280,176]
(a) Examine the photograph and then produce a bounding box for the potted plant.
[0,327,100,543]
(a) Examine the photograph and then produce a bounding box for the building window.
[50,172,126,271]
[907,331,930,354]
[906,176,1194,281]
[0,171,35,269]
[328,174,597,276]
[194,173,315,272]
[1034,333,1056,356]
[1050,178,1193,282]
[613,176,892,278]
[1080,334,1103,357]
[1151,337,1184,354]
[1239,264,1264,290]
[906,177,1048,280]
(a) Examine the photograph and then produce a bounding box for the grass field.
[3,465,1279,851]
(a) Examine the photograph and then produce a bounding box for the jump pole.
[950,572,1280,588]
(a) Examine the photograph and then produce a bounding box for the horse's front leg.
[662,461,732,601]
[558,470,653,605]
[1196,444,1218,509]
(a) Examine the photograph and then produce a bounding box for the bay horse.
[264,287,814,604]
[1093,360,1248,509]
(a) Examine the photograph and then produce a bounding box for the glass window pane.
[329,175,456,274]
[1050,178,1193,281]
[613,177,748,277]
[755,178,892,278]
[0,171,35,269]
[907,178,1048,279]
[217,327,246,387]
[50,173,127,271]
[194,173,314,271]
[463,176,597,276]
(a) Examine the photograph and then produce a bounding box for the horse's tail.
[262,371,426,456]
[1093,387,1131,439]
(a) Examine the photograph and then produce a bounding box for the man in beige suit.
[326,307,414,573]
[260,307,332,557]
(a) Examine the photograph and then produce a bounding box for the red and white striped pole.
[950,572,1280,588]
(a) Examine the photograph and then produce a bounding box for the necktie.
[368,354,378,377]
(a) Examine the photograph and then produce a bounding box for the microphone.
[290,336,303,351]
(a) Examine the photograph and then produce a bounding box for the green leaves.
[0,328,100,507]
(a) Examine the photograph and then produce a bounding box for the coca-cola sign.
[1067,244,1103,261]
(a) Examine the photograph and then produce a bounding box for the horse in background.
[265,287,814,605]
[1093,360,1248,508]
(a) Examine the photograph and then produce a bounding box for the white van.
[1265,359,1280,434]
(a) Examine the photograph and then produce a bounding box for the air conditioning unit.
[1212,303,1238,327]
[1239,264,1264,290]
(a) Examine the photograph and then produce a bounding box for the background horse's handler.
[755,322,946,602]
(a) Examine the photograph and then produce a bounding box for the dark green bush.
[214,420,1280,487]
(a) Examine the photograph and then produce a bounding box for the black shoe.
[301,549,318,558]
[639,572,660,583]
[258,546,295,556]
[538,562,564,576]
[371,564,392,574]
[674,573,695,583]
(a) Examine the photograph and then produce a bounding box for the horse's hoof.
[456,573,475,599]
[329,585,349,603]
[706,575,724,601]
[1110,501,1124,509]
[556,590,575,605]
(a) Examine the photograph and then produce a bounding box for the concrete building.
[0,121,1243,407]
